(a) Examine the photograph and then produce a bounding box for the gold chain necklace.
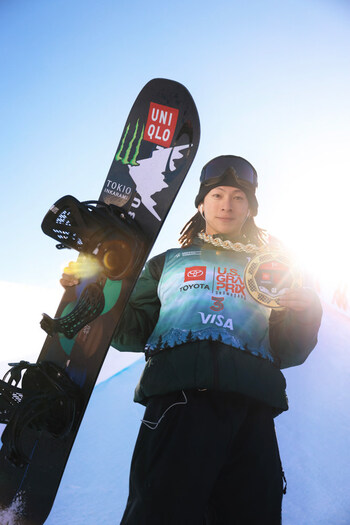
[197,232,261,253]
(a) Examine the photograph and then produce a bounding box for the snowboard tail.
[0,78,200,524]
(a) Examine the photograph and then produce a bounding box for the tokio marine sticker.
[244,250,302,309]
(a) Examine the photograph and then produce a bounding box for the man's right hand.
[60,272,80,289]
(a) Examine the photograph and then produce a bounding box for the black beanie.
[194,166,258,216]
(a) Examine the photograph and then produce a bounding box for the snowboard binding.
[0,361,82,467]
[41,282,105,339]
[41,195,145,281]
[40,195,146,339]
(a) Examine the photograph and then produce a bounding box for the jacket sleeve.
[110,253,165,352]
[269,290,323,369]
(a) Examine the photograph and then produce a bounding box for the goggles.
[200,155,258,189]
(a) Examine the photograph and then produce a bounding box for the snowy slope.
[43,302,350,524]
[276,303,350,525]
[46,361,145,524]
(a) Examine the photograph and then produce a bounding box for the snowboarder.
[62,154,323,524]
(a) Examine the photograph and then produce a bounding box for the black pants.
[121,390,284,525]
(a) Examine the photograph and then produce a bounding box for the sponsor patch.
[184,266,207,282]
[215,267,245,297]
[144,102,179,147]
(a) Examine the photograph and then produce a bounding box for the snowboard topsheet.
[0,78,200,524]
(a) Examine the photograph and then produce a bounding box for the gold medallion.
[244,251,302,309]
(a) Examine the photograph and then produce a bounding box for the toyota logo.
[184,266,206,282]
[188,269,204,278]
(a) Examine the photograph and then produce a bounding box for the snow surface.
[276,303,350,525]
[2,301,349,524]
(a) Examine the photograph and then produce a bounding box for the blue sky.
[1,0,350,292]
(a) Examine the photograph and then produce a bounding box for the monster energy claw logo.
[115,120,144,166]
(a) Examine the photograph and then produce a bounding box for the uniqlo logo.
[144,102,179,147]
[184,266,207,282]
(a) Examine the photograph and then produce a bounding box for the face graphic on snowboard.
[199,186,250,237]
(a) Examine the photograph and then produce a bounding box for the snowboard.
[0,78,200,524]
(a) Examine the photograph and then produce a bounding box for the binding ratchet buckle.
[41,195,144,280]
